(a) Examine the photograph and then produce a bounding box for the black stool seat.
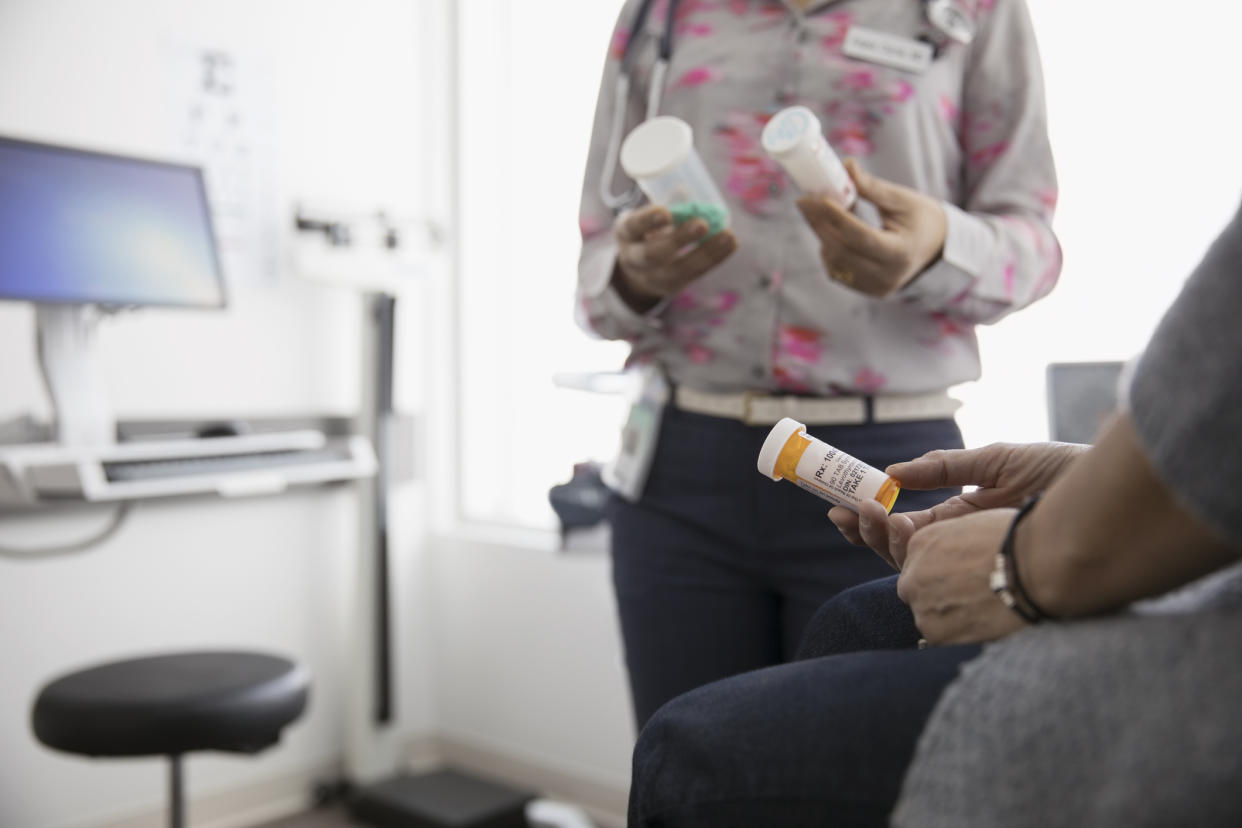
[32,651,310,758]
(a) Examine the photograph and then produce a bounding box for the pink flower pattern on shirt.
[1002,262,1016,299]
[918,312,969,353]
[853,368,887,394]
[818,10,854,49]
[653,287,750,365]
[716,111,788,216]
[675,66,721,88]
[685,344,714,364]
[939,94,960,129]
[816,10,920,160]
[772,325,826,393]
[579,214,606,238]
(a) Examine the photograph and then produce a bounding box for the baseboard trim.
[404,733,628,828]
[80,738,628,828]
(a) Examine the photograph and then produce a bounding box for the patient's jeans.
[627,576,983,827]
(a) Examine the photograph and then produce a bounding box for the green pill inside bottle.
[619,116,732,239]
[670,202,729,237]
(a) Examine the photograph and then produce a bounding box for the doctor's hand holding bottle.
[797,159,950,299]
[610,205,738,313]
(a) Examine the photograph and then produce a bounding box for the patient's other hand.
[898,508,1029,644]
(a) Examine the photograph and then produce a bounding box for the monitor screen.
[0,135,225,308]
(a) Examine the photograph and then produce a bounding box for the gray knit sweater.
[891,199,1242,827]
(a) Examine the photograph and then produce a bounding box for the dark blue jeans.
[608,406,964,727]
[628,576,983,827]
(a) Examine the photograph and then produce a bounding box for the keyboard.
[104,445,358,482]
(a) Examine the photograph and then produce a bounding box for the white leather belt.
[673,387,962,425]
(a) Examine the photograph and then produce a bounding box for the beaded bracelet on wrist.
[990,494,1059,624]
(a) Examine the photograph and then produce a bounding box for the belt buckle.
[741,391,765,426]
[742,392,791,426]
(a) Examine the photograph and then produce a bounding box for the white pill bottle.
[761,105,857,209]
[620,116,731,235]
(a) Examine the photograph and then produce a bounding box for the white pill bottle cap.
[761,106,857,208]
[756,416,807,481]
[619,116,730,224]
[620,116,694,181]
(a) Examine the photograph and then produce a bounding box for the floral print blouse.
[576,0,1061,396]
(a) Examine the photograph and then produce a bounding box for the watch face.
[926,0,976,45]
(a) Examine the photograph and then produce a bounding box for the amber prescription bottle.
[756,417,900,512]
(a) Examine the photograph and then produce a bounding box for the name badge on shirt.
[842,26,934,74]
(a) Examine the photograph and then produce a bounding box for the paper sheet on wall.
[170,46,279,287]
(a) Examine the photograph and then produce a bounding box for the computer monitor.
[1045,361,1126,445]
[0,134,226,446]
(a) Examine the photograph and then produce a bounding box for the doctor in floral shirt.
[576,0,1060,728]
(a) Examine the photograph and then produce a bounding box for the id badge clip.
[601,363,669,502]
[925,0,975,45]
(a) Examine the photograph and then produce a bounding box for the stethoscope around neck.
[598,0,975,213]
[599,0,682,212]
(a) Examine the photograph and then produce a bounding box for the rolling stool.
[31,651,310,828]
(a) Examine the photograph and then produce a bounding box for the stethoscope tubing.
[599,0,680,211]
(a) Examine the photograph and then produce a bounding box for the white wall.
[427,535,636,797]
[410,2,640,811]
[0,2,437,826]
[954,0,1242,447]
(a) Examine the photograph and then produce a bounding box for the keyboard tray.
[0,431,376,504]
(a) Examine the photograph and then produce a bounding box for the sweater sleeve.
[1128,199,1242,548]
[574,0,667,344]
[898,0,1063,325]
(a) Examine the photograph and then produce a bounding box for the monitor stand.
[35,304,116,447]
